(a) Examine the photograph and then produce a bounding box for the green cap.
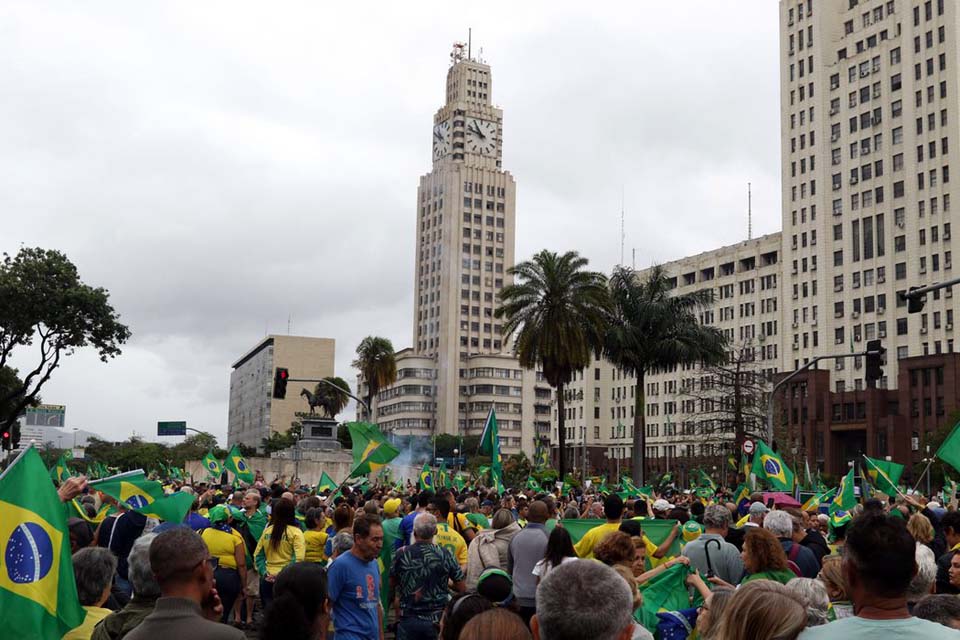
[681,520,703,542]
[207,504,230,524]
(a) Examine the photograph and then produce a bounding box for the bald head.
[281,491,295,502]
[527,500,548,524]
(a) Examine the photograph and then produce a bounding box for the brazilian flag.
[751,441,794,491]
[48,454,72,485]
[527,476,541,490]
[201,451,223,479]
[135,492,194,523]
[419,464,434,491]
[223,445,254,484]
[830,469,856,520]
[314,471,338,495]
[347,422,400,477]
[0,447,86,638]
[89,470,165,510]
[69,499,116,525]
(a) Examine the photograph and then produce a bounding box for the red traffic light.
[2,432,8,438]
[280,370,288,380]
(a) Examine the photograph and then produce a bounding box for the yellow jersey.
[254,524,306,576]
[304,529,328,563]
[201,527,244,570]
[434,521,468,566]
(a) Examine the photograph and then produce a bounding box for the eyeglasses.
[193,557,219,572]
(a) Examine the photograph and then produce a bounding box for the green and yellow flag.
[751,441,794,491]
[863,456,904,498]
[937,420,960,474]
[223,445,254,484]
[419,464,434,491]
[346,422,400,477]
[89,470,165,510]
[48,454,72,485]
[135,492,194,523]
[527,476,541,491]
[479,409,504,490]
[801,487,837,512]
[69,499,116,525]
[315,471,338,495]
[830,469,856,517]
[438,467,449,489]
[0,447,86,638]
[201,451,223,479]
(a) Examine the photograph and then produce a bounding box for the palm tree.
[495,250,611,480]
[315,376,351,419]
[352,336,397,423]
[604,264,728,486]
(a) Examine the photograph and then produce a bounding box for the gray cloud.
[2,1,781,444]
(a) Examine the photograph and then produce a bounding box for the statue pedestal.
[298,417,341,451]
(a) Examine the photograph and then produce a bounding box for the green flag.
[346,422,400,477]
[937,420,960,474]
[862,456,904,498]
[223,445,254,484]
[751,441,794,491]
[419,464,434,491]
[69,498,116,525]
[49,454,71,485]
[527,476,541,490]
[693,468,716,491]
[563,518,682,560]
[453,474,466,492]
[636,563,693,634]
[315,471,338,494]
[479,409,503,490]
[0,447,86,638]
[135,491,194,523]
[90,470,165,510]
[201,451,223,479]
[438,467,450,488]
[801,487,837,512]
[830,469,856,516]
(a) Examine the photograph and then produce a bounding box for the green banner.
[561,518,681,557]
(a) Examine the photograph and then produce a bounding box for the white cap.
[927,501,942,509]
[653,498,674,511]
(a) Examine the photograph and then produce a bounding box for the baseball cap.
[653,498,674,512]
[477,568,514,607]
[682,521,703,542]
[383,498,402,515]
[748,501,770,515]
[481,500,494,507]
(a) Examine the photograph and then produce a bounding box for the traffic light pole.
[765,349,876,446]
[902,274,960,312]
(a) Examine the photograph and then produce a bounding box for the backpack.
[786,543,803,577]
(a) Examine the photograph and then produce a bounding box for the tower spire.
[748,182,752,240]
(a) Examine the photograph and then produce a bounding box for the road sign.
[157,421,187,436]
[24,404,66,427]
[743,439,755,455]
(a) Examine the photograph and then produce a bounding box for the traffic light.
[904,287,926,313]
[865,339,885,388]
[11,422,21,450]
[273,367,289,399]
[1,429,10,451]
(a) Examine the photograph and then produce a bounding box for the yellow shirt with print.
[434,521,468,567]
[201,527,245,570]
[304,529,328,563]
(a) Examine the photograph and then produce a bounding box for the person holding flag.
[751,441,795,492]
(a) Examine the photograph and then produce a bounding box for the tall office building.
[360,44,551,457]
[780,0,957,386]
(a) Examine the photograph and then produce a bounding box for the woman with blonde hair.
[907,512,938,556]
[818,555,853,619]
[715,579,807,640]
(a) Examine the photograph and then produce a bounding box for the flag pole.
[912,457,935,494]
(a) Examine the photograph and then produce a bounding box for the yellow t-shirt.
[254,524,306,576]
[574,522,621,559]
[304,529,329,563]
[201,527,244,570]
[434,521,468,566]
[63,605,111,640]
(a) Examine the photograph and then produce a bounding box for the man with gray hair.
[93,533,161,640]
[906,544,938,608]
[764,509,818,578]
[67,547,118,640]
[914,594,960,629]
[390,513,465,639]
[124,528,243,640]
[682,505,744,584]
[532,560,635,640]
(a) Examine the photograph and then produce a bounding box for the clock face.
[466,118,498,155]
[433,120,451,159]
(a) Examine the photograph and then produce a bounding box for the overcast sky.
[3,1,781,446]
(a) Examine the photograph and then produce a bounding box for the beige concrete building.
[552,234,783,479]
[358,45,551,458]
[228,335,335,450]
[780,0,958,392]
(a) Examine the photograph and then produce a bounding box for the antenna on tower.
[287,314,292,335]
[468,28,472,61]
[620,186,625,266]
[747,182,753,240]
[632,248,636,270]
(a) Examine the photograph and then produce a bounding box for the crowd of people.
[53,470,960,640]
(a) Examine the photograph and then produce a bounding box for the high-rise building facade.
[229,335,335,450]
[360,46,551,458]
[779,0,957,388]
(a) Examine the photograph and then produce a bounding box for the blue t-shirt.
[328,551,380,640]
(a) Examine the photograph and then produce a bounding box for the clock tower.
[409,43,519,439]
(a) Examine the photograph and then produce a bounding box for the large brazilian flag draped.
[346,422,400,477]
[0,447,86,638]
[89,470,165,510]
[561,518,683,562]
[224,445,254,484]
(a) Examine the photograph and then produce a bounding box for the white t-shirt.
[532,555,578,578]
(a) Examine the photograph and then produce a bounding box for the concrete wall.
[185,455,426,487]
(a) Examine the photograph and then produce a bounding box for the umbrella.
[762,491,802,507]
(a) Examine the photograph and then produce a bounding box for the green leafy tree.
[261,429,298,454]
[496,250,611,481]
[503,452,532,488]
[337,423,353,449]
[352,336,397,423]
[603,264,728,485]
[0,248,131,431]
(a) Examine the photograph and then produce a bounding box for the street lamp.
[72,427,78,449]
